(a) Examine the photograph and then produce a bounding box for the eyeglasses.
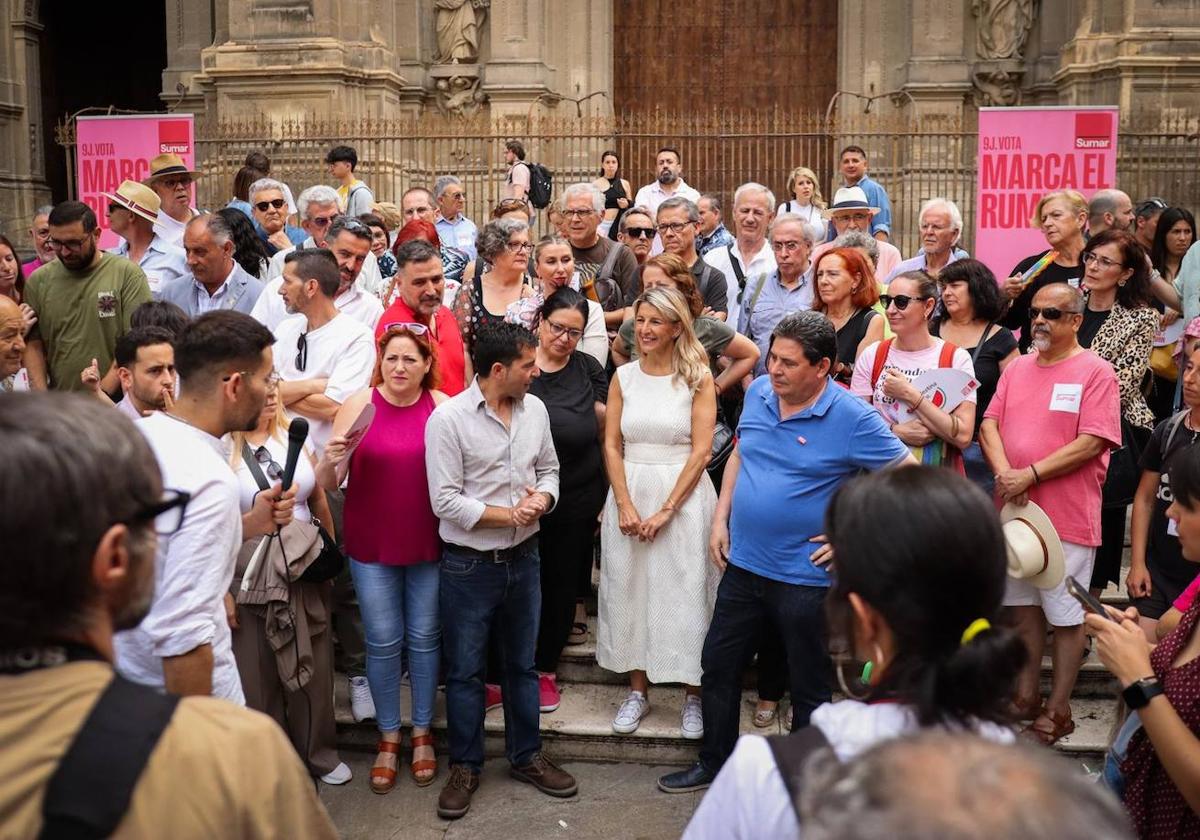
[771,240,806,253]
[1136,197,1168,214]
[1029,306,1077,321]
[381,321,430,335]
[296,332,308,372]
[160,176,193,190]
[48,236,92,251]
[1082,252,1123,271]
[656,222,693,235]
[624,227,655,240]
[308,215,334,227]
[879,294,930,311]
[254,446,284,483]
[505,241,534,254]
[255,198,287,212]
[337,217,372,234]
[446,192,465,201]
[562,208,596,219]
[124,489,191,536]
[545,321,584,342]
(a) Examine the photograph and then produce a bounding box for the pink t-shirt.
[984,350,1121,546]
[850,338,977,424]
[1174,572,1200,612]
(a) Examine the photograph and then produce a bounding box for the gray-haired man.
[249,177,306,256]
[703,182,778,327]
[434,175,478,261]
[160,214,265,317]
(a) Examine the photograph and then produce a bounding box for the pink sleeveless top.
[343,389,439,565]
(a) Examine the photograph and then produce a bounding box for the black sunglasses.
[296,332,308,372]
[255,198,287,212]
[1029,306,1076,321]
[123,489,191,536]
[254,446,284,482]
[625,227,655,239]
[879,294,930,311]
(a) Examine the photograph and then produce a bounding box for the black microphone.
[281,417,309,491]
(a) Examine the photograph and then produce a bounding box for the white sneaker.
[681,695,704,740]
[349,676,376,722]
[612,690,651,734]
[320,761,353,785]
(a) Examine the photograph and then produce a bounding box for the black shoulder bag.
[765,726,834,828]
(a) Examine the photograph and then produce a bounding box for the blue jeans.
[441,539,542,772]
[1103,710,1141,799]
[699,563,832,773]
[962,440,995,497]
[350,558,441,732]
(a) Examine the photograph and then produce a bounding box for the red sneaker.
[485,683,503,712]
[539,673,561,713]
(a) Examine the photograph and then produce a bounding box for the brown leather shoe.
[510,753,578,798]
[437,765,479,820]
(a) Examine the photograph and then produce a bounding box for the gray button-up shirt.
[425,378,560,551]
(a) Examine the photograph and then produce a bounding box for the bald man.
[1088,189,1134,235]
[0,296,28,390]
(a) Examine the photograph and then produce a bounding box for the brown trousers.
[231,582,340,777]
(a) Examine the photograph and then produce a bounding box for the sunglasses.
[624,227,655,240]
[296,332,308,372]
[1029,306,1077,321]
[254,446,284,482]
[255,198,287,212]
[381,321,430,335]
[879,294,930,311]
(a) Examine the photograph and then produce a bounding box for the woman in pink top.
[318,325,447,793]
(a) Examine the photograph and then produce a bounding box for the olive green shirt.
[25,254,151,391]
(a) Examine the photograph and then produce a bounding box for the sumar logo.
[1074,112,1112,150]
[158,121,191,155]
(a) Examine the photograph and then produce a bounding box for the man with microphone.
[114,310,296,701]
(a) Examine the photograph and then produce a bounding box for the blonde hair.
[634,287,709,393]
[228,399,291,470]
[786,166,826,210]
[1031,190,1087,228]
[371,202,403,231]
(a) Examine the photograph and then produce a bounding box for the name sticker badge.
[1049,383,1083,414]
[97,291,117,319]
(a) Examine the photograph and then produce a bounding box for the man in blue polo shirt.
[658,310,911,794]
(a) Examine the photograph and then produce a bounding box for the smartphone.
[1065,575,1117,621]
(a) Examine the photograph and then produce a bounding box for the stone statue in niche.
[435,75,487,117]
[972,70,1022,106]
[435,0,491,64]
[971,0,1037,60]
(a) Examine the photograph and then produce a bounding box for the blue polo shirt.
[728,375,909,586]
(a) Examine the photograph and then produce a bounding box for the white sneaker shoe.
[320,761,353,785]
[349,676,376,722]
[612,690,651,734]
[681,695,704,740]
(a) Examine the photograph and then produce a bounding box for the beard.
[657,170,677,185]
[60,240,97,271]
[1031,328,1052,352]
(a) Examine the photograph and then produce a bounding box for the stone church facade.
[2,0,1198,246]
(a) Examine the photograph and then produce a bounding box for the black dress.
[833,308,878,385]
[602,178,628,240]
[931,322,1018,434]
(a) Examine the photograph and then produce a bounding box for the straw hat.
[824,186,880,218]
[144,153,201,184]
[102,180,161,225]
[1000,500,1065,590]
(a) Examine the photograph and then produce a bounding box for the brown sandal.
[1022,707,1075,746]
[410,732,438,787]
[370,739,401,794]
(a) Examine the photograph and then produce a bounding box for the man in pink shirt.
[981,282,1121,745]
[21,206,55,278]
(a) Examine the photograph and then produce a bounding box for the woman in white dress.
[597,286,719,739]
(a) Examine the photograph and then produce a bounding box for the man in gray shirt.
[424,321,576,820]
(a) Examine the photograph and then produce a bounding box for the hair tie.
[960,618,991,647]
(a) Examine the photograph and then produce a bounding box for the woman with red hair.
[811,247,884,386]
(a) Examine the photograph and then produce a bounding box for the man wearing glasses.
[115,310,291,703]
[656,196,728,320]
[980,282,1122,745]
[560,183,639,328]
[434,175,479,262]
[250,177,307,256]
[145,153,202,247]
[618,206,656,267]
[22,201,151,392]
[0,392,336,839]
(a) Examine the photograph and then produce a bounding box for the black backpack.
[527,163,553,209]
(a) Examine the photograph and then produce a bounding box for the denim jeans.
[441,539,542,772]
[1103,710,1141,799]
[699,564,832,773]
[349,558,441,732]
[962,440,994,497]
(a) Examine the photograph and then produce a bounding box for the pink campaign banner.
[974,106,1118,280]
[75,114,195,249]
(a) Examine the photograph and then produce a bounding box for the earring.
[1118,280,1126,287]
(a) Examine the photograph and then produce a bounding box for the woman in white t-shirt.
[682,467,1025,840]
[775,166,826,235]
[850,270,976,469]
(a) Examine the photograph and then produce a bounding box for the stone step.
[334,679,1115,768]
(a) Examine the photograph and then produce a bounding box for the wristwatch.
[1122,676,1164,710]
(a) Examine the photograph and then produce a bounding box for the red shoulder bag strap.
[938,340,958,368]
[869,338,894,392]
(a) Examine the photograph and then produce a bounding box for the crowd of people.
[3,138,1200,838]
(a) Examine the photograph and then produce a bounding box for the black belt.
[444,535,536,564]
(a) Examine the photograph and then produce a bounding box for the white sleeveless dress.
[596,361,719,685]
